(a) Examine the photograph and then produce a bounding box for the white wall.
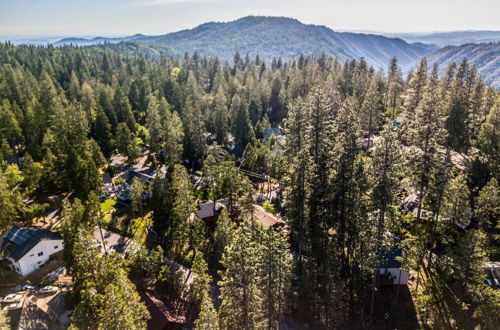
[380,267,409,285]
[14,239,64,277]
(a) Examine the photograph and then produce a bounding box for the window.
[38,252,44,257]
[37,261,41,264]
[54,245,59,249]
[29,254,34,257]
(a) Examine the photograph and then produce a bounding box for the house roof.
[381,246,403,269]
[228,144,244,159]
[196,201,225,219]
[47,291,70,320]
[93,228,138,255]
[121,170,154,185]
[264,127,283,140]
[252,205,285,229]
[1,226,62,262]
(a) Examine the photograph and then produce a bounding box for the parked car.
[2,302,22,310]
[38,286,58,294]
[22,285,37,291]
[1,294,22,303]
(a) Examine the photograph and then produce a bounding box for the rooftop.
[251,204,285,229]
[195,200,225,219]
[1,226,62,261]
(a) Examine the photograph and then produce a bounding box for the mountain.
[385,31,500,47]
[53,16,437,69]
[422,42,500,88]
[135,16,437,68]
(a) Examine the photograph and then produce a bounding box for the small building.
[195,200,225,223]
[93,228,139,256]
[0,226,63,277]
[378,247,409,286]
[485,262,500,289]
[47,291,72,325]
[251,204,286,229]
[228,144,245,160]
[263,127,283,141]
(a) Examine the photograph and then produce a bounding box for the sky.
[1,0,499,39]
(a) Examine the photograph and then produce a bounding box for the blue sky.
[1,0,499,38]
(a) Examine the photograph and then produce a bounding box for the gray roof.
[121,170,154,185]
[195,201,225,219]
[264,127,283,140]
[1,226,62,261]
[381,246,403,269]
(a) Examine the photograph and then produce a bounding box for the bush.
[263,200,276,214]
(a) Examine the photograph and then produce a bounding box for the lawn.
[101,198,116,212]
[100,198,117,212]
[128,211,153,244]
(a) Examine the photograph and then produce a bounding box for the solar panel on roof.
[4,226,32,246]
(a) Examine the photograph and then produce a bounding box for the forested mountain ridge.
[0,41,499,329]
[54,16,437,68]
[386,30,500,47]
[421,42,500,88]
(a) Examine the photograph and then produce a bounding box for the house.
[121,170,154,186]
[93,228,139,256]
[251,204,287,230]
[0,226,63,277]
[47,291,72,325]
[378,246,409,286]
[411,207,472,229]
[485,262,500,289]
[228,144,245,160]
[263,127,283,141]
[195,200,225,223]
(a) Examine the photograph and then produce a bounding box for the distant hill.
[54,16,438,69]
[422,42,500,88]
[54,34,147,46]
[386,31,500,47]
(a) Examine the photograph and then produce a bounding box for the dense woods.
[0,41,499,329]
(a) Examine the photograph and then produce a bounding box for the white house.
[0,226,64,277]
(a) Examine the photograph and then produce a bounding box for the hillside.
[423,42,500,88]
[387,31,500,47]
[54,16,437,68]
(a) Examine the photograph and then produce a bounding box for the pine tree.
[213,87,229,144]
[368,127,404,315]
[195,293,219,330]
[404,59,427,120]
[361,75,384,149]
[477,95,500,179]
[183,101,206,169]
[162,107,184,169]
[258,227,292,329]
[232,94,255,147]
[218,225,265,329]
[146,94,162,152]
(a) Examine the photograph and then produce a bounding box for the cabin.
[195,200,225,224]
[0,226,63,277]
[251,204,287,230]
[378,246,409,286]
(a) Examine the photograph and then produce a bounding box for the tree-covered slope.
[387,30,500,47]
[423,42,500,88]
[138,16,436,68]
[54,16,437,68]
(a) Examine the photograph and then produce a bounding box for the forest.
[0,42,499,329]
